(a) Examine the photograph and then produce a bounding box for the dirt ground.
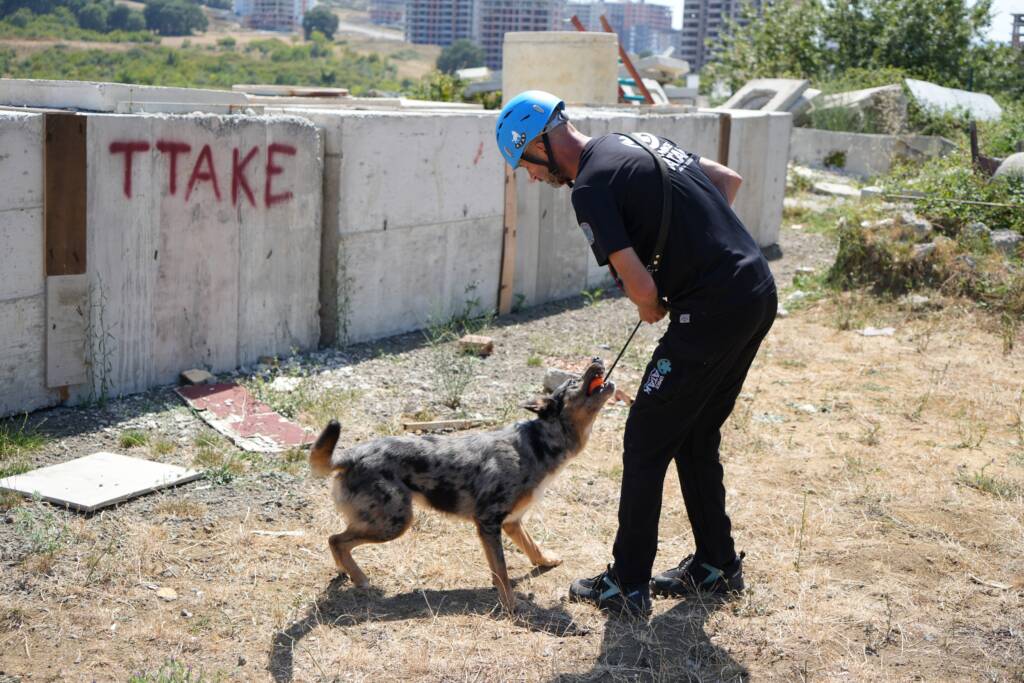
[1,203,1023,681]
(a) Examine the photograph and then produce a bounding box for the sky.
[642,0,1020,43]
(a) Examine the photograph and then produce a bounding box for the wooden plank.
[44,113,87,276]
[45,274,88,388]
[718,112,732,165]
[599,15,655,105]
[497,164,518,315]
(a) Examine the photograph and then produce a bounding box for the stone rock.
[858,327,895,337]
[543,368,577,393]
[457,334,494,357]
[901,294,931,309]
[897,211,933,239]
[993,152,1024,180]
[813,182,860,198]
[991,229,1022,256]
[964,221,991,239]
[956,254,977,270]
[786,290,809,304]
[776,305,790,319]
[860,186,885,198]
[268,376,302,392]
[156,587,178,601]
[913,242,936,260]
[861,218,895,230]
[180,369,214,385]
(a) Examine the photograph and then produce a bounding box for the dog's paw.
[536,556,563,568]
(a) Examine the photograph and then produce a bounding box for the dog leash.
[603,319,641,384]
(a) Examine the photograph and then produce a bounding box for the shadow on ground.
[268,574,589,682]
[548,599,747,682]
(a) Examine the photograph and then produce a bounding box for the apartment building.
[678,0,763,71]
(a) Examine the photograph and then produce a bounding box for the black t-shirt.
[571,132,775,314]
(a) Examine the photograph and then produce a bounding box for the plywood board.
[176,383,314,453]
[44,113,87,276]
[46,273,88,388]
[0,452,201,513]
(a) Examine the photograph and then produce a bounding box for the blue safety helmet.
[495,90,566,169]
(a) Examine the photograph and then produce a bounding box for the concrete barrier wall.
[790,127,956,179]
[0,112,52,416]
[294,109,506,345]
[0,94,791,417]
[0,110,323,416]
[513,110,724,307]
[79,113,322,399]
[719,109,791,248]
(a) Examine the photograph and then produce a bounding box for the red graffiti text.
[108,140,298,209]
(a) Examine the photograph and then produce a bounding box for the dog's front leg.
[502,520,562,568]
[476,520,515,613]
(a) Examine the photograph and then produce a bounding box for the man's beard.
[543,166,569,188]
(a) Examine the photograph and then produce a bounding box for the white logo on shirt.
[616,132,695,172]
[578,222,595,245]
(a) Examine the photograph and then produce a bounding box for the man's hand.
[608,247,668,324]
[637,296,668,324]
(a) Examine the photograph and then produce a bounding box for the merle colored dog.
[308,360,614,612]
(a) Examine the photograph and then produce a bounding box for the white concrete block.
[0,296,56,416]
[79,112,322,399]
[0,451,201,512]
[0,78,248,113]
[338,216,503,343]
[0,207,44,301]
[721,109,791,247]
[0,111,43,211]
[503,32,619,106]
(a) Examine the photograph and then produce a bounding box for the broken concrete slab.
[0,452,201,513]
[813,182,860,198]
[993,153,1024,180]
[814,84,907,133]
[721,78,809,113]
[176,383,314,453]
[905,78,1002,122]
[458,334,494,357]
[790,129,956,178]
[180,369,215,385]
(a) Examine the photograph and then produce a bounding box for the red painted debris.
[176,383,313,453]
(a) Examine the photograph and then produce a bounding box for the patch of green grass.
[13,498,68,556]
[581,287,604,306]
[0,415,47,457]
[959,465,1022,500]
[119,430,148,449]
[526,355,542,368]
[128,659,207,683]
[151,437,175,456]
[192,434,243,486]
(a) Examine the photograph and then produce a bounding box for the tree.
[704,0,998,93]
[302,6,337,40]
[108,3,146,31]
[144,0,207,36]
[75,2,107,31]
[436,39,483,74]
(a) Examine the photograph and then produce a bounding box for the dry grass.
[0,296,1022,681]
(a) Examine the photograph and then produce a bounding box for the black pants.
[612,287,777,585]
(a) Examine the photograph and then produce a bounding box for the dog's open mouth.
[584,362,611,396]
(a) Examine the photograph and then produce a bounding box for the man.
[495,90,777,616]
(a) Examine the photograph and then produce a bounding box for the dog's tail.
[309,420,343,478]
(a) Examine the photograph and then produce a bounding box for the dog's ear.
[522,396,558,417]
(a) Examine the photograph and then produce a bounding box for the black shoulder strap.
[619,133,672,274]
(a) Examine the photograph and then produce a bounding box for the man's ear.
[522,396,557,417]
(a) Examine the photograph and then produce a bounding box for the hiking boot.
[569,565,651,617]
[650,551,745,598]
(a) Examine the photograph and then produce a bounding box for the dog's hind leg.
[502,520,562,568]
[476,520,515,613]
[328,529,376,587]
